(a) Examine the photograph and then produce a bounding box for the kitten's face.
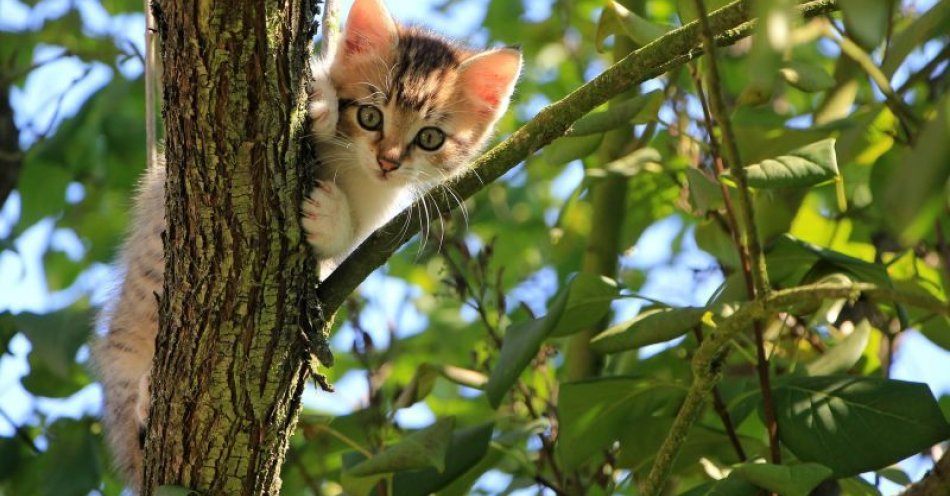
[324,0,521,189]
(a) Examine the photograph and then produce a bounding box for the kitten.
[94,0,521,490]
[303,0,521,270]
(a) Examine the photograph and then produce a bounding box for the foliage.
[1,0,949,495]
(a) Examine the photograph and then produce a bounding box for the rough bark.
[144,0,324,494]
[901,450,950,496]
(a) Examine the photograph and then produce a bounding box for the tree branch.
[900,448,950,496]
[640,281,950,496]
[692,0,781,466]
[315,0,841,318]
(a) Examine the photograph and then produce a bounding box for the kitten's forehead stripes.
[391,28,464,111]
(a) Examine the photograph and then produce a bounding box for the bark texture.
[144,0,324,494]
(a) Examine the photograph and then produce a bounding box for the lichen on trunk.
[144,0,327,494]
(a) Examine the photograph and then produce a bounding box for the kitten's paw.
[307,68,339,139]
[302,180,353,258]
[135,374,150,428]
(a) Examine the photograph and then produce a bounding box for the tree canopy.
[1,0,949,495]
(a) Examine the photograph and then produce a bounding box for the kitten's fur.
[94,0,520,489]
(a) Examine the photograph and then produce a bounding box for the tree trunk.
[144,0,325,494]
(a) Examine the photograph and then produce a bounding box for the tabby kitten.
[94,0,521,489]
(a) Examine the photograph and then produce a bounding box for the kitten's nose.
[377,156,401,172]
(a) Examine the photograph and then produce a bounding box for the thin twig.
[823,23,922,136]
[535,475,570,496]
[691,0,779,467]
[691,327,747,462]
[641,281,949,496]
[0,406,39,454]
[896,43,950,95]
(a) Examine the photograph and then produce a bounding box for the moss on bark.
[144,1,324,494]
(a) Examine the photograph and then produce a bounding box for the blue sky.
[0,0,948,494]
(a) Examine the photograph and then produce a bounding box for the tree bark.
[144,0,325,494]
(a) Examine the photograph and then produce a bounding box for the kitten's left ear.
[338,0,398,58]
[457,48,523,120]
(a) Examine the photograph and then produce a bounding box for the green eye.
[357,105,383,131]
[416,127,446,151]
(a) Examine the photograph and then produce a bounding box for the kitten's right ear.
[337,0,397,58]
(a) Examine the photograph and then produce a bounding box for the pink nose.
[378,157,400,172]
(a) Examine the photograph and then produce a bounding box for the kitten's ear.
[457,48,522,120]
[338,0,397,58]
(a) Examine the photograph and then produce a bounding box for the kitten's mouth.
[375,170,398,183]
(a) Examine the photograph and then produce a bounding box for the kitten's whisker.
[419,188,433,256]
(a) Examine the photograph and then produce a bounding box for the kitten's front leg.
[302,180,354,260]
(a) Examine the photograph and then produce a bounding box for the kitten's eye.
[357,105,383,131]
[416,127,445,151]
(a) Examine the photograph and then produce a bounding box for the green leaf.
[680,475,760,496]
[549,273,619,337]
[780,60,836,92]
[15,163,72,229]
[34,10,122,65]
[805,320,871,375]
[695,220,741,271]
[587,148,663,179]
[732,462,833,496]
[557,377,683,470]
[20,353,89,398]
[570,91,663,136]
[541,134,604,166]
[15,310,91,378]
[774,376,950,476]
[391,423,494,496]
[595,1,670,51]
[43,249,84,292]
[15,309,93,397]
[882,96,950,245]
[737,138,839,189]
[394,364,487,409]
[0,436,31,481]
[839,476,883,496]
[589,306,705,354]
[100,0,144,14]
[766,235,890,288]
[882,1,950,77]
[346,417,455,477]
[919,316,950,352]
[686,168,725,214]
[393,364,441,410]
[839,0,890,50]
[485,317,552,408]
[617,413,761,471]
[676,0,732,24]
[877,467,913,486]
[39,418,101,496]
[0,312,17,357]
[485,273,618,407]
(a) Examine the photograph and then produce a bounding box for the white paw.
[302,180,353,259]
[135,374,150,428]
[308,67,339,139]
